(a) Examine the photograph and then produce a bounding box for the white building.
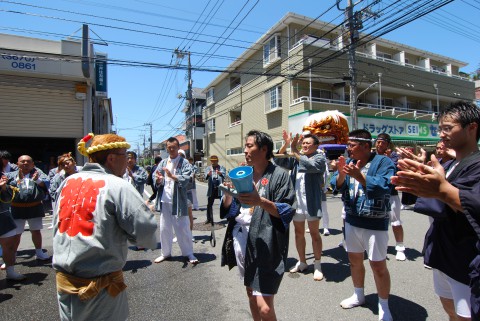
[0,31,112,168]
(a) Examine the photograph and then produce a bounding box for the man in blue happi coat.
[334,129,395,321]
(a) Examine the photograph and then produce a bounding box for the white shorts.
[389,194,402,226]
[433,269,471,318]
[233,225,248,279]
[0,228,16,238]
[344,222,388,261]
[252,290,273,297]
[292,213,320,222]
[14,217,44,234]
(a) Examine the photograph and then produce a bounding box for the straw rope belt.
[56,270,127,301]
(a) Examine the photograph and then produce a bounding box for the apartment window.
[229,76,241,93]
[382,98,393,107]
[274,141,283,151]
[207,118,216,132]
[431,65,446,73]
[312,89,332,100]
[206,88,214,106]
[376,51,392,60]
[230,112,241,127]
[265,85,282,113]
[263,34,281,66]
[227,148,243,156]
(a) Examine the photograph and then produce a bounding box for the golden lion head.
[302,110,349,145]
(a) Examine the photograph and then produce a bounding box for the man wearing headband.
[334,129,395,321]
[52,133,158,321]
[375,133,407,262]
[204,155,226,224]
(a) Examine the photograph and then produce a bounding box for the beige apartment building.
[202,12,475,170]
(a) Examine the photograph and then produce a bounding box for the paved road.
[1,182,445,321]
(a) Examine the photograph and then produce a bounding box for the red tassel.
[81,133,93,143]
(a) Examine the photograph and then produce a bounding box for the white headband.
[348,137,372,142]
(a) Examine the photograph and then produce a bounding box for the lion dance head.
[302,110,349,145]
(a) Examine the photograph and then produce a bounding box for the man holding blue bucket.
[220,130,296,321]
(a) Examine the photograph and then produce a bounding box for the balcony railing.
[292,96,348,106]
[290,40,471,82]
[356,51,471,82]
[229,120,242,127]
[291,96,437,120]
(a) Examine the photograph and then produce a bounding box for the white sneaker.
[395,251,406,261]
[323,228,330,236]
[395,245,406,261]
[6,271,26,281]
[313,260,324,281]
[340,294,365,309]
[172,237,177,243]
[36,251,51,261]
[153,255,171,263]
[289,261,308,273]
[187,255,199,265]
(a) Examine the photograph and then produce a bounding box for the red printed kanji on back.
[58,177,106,237]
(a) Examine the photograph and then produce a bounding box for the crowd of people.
[1,100,480,321]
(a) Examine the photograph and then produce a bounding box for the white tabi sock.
[378,297,392,321]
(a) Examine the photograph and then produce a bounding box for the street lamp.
[353,81,378,130]
[357,82,378,100]
[378,73,382,109]
[433,84,439,113]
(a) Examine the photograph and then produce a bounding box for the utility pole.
[144,122,153,165]
[337,0,377,130]
[174,48,193,158]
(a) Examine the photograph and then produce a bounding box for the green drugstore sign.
[289,112,439,141]
[359,117,439,140]
[95,54,107,97]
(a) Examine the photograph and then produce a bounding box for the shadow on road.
[194,252,217,264]
[363,293,428,321]
[0,272,49,290]
[123,260,153,273]
[0,293,13,303]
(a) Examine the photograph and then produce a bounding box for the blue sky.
[1,0,479,149]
